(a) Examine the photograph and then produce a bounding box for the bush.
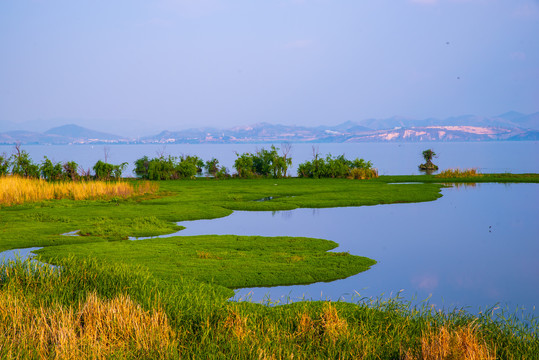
[63,161,80,181]
[233,146,291,178]
[93,160,128,181]
[0,153,11,176]
[40,156,64,181]
[298,153,377,179]
[134,155,198,180]
[10,147,39,178]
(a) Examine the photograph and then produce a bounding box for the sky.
[1,0,538,135]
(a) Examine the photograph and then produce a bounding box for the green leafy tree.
[10,145,39,178]
[0,153,10,176]
[175,159,197,179]
[134,155,198,180]
[234,146,291,178]
[233,152,255,178]
[62,161,80,181]
[204,158,220,176]
[93,160,128,181]
[181,155,204,174]
[40,156,63,181]
[147,156,177,180]
[134,156,150,178]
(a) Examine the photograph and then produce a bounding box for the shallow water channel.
[138,183,539,315]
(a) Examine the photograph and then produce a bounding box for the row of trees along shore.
[0,145,378,181]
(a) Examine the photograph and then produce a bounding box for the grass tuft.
[0,290,177,359]
[436,168,480,178]
[404,324,496,360]
[349,167,379,180]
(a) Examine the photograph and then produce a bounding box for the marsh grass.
[436,168,480,178]
[349,167,379,180]
[0,258,536,359]
[0,176,158,206]
[0,291,177,359]
[408,324,496,360]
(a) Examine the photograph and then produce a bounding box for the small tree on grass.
[419,149,438,171]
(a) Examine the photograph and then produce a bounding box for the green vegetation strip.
[379,173,539,183]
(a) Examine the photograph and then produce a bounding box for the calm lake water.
[166,183,539,315]
[1,141,538,175]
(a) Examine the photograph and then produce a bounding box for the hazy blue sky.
[1,0,538,134]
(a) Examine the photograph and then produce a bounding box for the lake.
[1,141,538,176]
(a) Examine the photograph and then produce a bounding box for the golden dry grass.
[294,302,348,343]
[0,291,177,359]
[0,176,158,206]
[223,305,252,342]
[406,325,496,360]
[349,168,379,180]
[436,168,480,178]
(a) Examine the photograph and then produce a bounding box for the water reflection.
[0,247,43,263]
[173,183,539,315]
[442,182,477,188]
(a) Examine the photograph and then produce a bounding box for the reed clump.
[436,168,481,178]
[349,167,379,180]
[405,324,496,360]
[0,290,177,359]
[0,176,158,206]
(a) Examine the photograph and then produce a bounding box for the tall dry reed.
[0,290,177,359]
[436,168,480,178]
[0,176,158,206]
[349,168,379,180]
[405,324,496,360]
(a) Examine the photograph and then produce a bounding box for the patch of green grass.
[36,235,376,290]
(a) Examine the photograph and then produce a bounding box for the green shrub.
[298,153,376,179]
[93,160,128,181]
[233,146,291,178]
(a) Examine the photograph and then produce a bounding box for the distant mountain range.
[0,124,131,145]
[1,112,538,145]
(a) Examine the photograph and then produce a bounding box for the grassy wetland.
[1,174,539,358]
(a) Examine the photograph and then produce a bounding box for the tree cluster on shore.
[1,144,378,181]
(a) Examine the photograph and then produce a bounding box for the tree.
[63,161,80,181]
[40,156,63,181]
[93,160,128,180]
[133,155,198,180]
[0,153,10,176]
[233,146,291,179]
[204,158,220,176]
[10,144,39,178]
[419,149,438,171]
